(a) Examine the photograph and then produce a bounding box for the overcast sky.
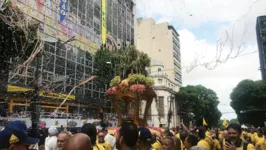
[136,0,266,120]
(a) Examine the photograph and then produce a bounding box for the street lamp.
[240,109,266,114]
[105,61,114,114]
[167,94,175,129]
[106,61,116,76]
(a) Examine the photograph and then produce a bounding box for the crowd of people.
[0,120,266,150]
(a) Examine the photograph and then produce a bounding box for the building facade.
[145,59,181,128]
[5,0,135,114]
[256,16,266,80]
[136,18,182,86]
[136,18,182,127]
[105,0,136,49]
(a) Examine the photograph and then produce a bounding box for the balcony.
[149,72,168,78]
[153,85,176,93]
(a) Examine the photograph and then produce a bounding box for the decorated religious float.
[105,74,157,126]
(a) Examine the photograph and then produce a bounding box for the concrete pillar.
[66,104,69,113]
[8,99,13,113]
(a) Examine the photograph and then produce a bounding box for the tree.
[230,79,266,127]
[176,85,222,127]
[229,118,239,124]
[93,46,151,88]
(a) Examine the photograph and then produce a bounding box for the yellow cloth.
[255,136,265,145]
[222,119,228,127]
[256,138,266,150]
[249,133,256,144]
[222,139,255,150]
[93,144,105,150]
[152,140,162,150]
[175,133,184,150]
[97,142,112,150]
[213,139,221,150]
[205,131,213,149]
[203,118,208,125]
[198,139,210,150]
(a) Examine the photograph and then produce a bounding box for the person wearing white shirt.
[45,126,58,150]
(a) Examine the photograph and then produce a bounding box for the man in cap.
[0,120,39,150]
[45,126,58,150]
[137,127,153,150]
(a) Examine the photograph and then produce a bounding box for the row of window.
[157,78,176,90]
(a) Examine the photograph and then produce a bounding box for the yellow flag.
[203,118,208,126]
[222,119,228,127]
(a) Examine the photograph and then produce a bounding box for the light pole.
[167,94,175,129]
[106,61,115,114]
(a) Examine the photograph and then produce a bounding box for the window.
[158,79,162,84]
[158,96,164,118]
[158,68,161,72]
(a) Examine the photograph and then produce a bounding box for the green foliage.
[93,48,115,88]
[146,77,155,85]
[229,118,239,124]
[110,76,121,87]
[230,79,266,127]
[176,85,222,127]
[128,74,146,85]
[94,46,151,88]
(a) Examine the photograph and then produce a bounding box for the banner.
[101,0,107,44]
[59,0,68,22]
[203,118,208,126]
[222,119,228,127]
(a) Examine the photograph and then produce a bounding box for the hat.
[138,127,152,142]
[0,120,39,149]
[48,126,58,136]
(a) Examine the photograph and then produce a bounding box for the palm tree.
[115,46,151,79]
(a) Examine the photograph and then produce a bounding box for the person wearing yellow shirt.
[254,130,265,145]
[151,133,162,150]
[205,130,214,150]
[81,123,105,150]
[196,127,211,150]
[97,130,112,150]
[223,123,255,150]
[255,129,266,150]
[210,130,221,150]
[249,129,256,144]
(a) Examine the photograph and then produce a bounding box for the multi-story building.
[105,0,136,49]
[136,18,182,86]
[256,16,266,80]
[145,59,181,128]
[4,0,135,115]
[136,18,182,127]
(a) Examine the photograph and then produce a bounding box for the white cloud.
[136,0,266,27]
[137,0,266,45]
[179,29,261,120]
[135,0,265,121]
